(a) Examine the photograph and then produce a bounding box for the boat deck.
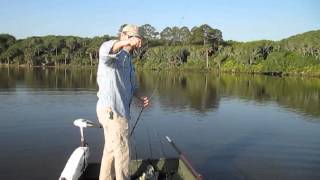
[79,158,197,180]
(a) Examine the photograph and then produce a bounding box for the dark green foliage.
[0,25,319,76]
[0,34,16,55]
[140,30,320,76]
[0,34,111,66]
[217,30,320,76]
[189,24,223,47]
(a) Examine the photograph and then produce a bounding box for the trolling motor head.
[73,119,101,147]
[74,119,101,128]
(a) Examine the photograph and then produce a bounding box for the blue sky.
[0,0,319,41]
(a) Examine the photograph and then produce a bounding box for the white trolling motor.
[59,119,101,180]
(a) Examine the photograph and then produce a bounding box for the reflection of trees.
[2,67,319,118]
[0,67,20,89]
[137,70,220,113]
[138,71,320,118]
[27,67,97,90]
[1,67,97,90]
[219,74,320,118]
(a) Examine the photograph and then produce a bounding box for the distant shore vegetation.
[1,24,319,76]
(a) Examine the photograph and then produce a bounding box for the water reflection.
[216,74,320,118]
[1,66,320,180]
[0,67,97,90]
[138,70,320,118]
[1,67,319,118]
[137,71,220,113]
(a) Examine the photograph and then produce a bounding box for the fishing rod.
[166,136,203,180]
[129,88,157,137]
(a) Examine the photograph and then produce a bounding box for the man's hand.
[141,96,150,108]
[128,37,142,48]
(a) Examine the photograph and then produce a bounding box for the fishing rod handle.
[165,136,182,154]
[166,136,202,180]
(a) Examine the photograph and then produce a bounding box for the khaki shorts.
[97,108,130,180]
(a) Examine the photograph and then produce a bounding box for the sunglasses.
[128,35,142,39]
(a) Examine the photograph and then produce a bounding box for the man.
[96,24,149,180]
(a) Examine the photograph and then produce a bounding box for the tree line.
[0,24,222,66]
[0,34,111,66]
[1,24,319,75]
[140,28,320,76]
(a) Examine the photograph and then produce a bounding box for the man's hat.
[121,24,141,38]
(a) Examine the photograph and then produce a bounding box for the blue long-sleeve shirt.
[96,40,137,120]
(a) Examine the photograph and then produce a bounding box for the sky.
[0,0,319,41]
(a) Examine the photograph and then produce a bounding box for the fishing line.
[156,131,169,180]
[129,72,159,137]
[146,124,153,159]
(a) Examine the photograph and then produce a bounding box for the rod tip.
[165,136,172,142]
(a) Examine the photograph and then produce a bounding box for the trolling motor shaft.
[74,119,101,146]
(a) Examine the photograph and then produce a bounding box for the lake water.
[0,67,320,180]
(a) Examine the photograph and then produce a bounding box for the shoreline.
[1,64,320,78]
[0,64,97,69]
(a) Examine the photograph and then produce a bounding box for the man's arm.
[111,40,129,54]
[111,37,141,54]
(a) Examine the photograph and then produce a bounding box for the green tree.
[66,37,78,53]
[0,34,16,54]
[50,36,64,65]
[24,47,35,66]
[86,47,96,66]
[62,48,70,65]
[190,24,223,47]
[160,27,173,43]
[171,26,181,44]
[1,44,22,65]
[160,26,191,45]
[139,24,159,40]
[180,26,191,45]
